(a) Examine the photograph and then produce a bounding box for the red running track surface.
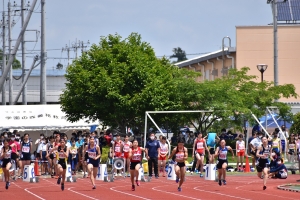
[0,174,299,200]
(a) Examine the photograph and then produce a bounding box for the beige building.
[176,24,300,112]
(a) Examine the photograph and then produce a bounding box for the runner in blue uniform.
[0,139,12,189]
[256,136,271,190]
[214,139,234,186]
[20,133,32,178]
[83,137,101,189]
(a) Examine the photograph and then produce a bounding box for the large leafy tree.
[60,33,199,133]
[0,49,21,69]
[181,67,298,134]
[290,113,300,134]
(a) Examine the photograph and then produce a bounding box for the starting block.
[65,164,74,182]
[167,164,176,181]
[104,174,114,182]
[66,176,77,182]
[30,177,39,183]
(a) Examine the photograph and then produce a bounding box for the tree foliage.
[60,33,199,133]
[180,67,298,134]
[0,49,21,69]
[290,112,300,134]
[170,47,187,63]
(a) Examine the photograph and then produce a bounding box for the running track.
[1,174,299,200]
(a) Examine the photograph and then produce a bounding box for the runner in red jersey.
[123,134,132,177]
[128,140,145,191]
[158,136,169,177]
[192,132,209,177]
[112,133,123,176]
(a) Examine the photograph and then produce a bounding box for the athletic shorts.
[49,154,55,160]
[21,153,31,161]
[209,148,215,155]
[1,159,11,168]
[130,162,141,170]
[11,152,19,161]
[58,160,67,170]
[237,151,245,157]
[288,149,295,155]
[217,159,228,169]
[158,155,167,161]
[256,159,269,172]
[41,151,47,161]
[177,162,185,168]
[123,152,129,159]
[195,151,204,157]
[114,152,122,158]
[84,152,88,161]
[87,158,99,168]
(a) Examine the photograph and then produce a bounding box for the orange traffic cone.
[244,156,250,173]
[34,159,40,176]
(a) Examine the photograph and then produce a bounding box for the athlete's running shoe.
[263,185,267,190]
[5,182,9,190]
[218,180,222,186]
[176,176,179,183]
[200,173,203,178]
[223,180,227,185]
[61,183,64,191]
[136,180,140,186]
[178,187,182,192]
[127,174,131,177]
[132,185,135,191]
[57,176,61,185]
[92,185,96,189]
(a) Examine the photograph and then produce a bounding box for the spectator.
[145,132,160,179]
[250,131,263,168]
[171,132,178,145]
[219,129,227,141]
[69,138,78,175]
[91,131,99,146]
[186,132,195,145]
[104,130,112,146]
[279,125,289,156]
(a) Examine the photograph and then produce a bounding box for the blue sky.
[2,0,273,69]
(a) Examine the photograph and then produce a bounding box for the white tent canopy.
[0,104,98,129]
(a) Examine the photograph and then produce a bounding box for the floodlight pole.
[272,0,279,87]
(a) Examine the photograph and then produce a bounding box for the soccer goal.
[143,110,212,158]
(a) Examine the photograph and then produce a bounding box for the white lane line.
[12,182,46,200]
[193,186,250,200]
[152,185,201,200]
[68,187,99,200]
[110,185,151,200]
[236,187,298,200]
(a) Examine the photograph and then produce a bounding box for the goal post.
[143,110,213,159]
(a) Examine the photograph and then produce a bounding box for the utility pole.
[0,0,37,93]
[272,0,279,86]
[8,1,13,105]
[2,7,6,105]
[62,44,71,66]
[40,0,46,104]
[21,0,27,104]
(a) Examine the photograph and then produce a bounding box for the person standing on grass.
[1,139,13,190]
[49,138,69,191]
[279,125,289,158]
[168,137,188,192]
[192,132,209,177]
[128,139,145,191]
[145,132,160,179]
[214,139,234,186]
[158,136,169,177]
[256,136,271,190]
[46,136,56,178]
[83,137,101,189]
[250,131,263,168]
[69,138,78,175]
[236,134,245,172]
[39,137,48,175]
[271,131,281,157]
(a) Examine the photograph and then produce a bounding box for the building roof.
[175,47,236,68]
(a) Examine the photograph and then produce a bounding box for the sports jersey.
[218,146,228,161]
[130,147,142,163]
[195,138,205,154]
[236,140,245,152]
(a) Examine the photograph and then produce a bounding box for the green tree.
[60,33,199,134]
[0,49,21,69]
[290,112,300,134]
[170,47,187,63]
[181,67,298,134]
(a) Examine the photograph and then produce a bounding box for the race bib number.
[115,146,120,152]
[5,152,11,159]
[219,152,227,160]
[176,153,184,160]
[22,146,30,153]
[132,154,141,161]
[123,145,129,152]
[58,152,66,159]
[289,144,295,149]
[273,142,278,147]
[88,152,96,159]
[238,143,245,150]
[263,153,269,158]
[197,142,203,149]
